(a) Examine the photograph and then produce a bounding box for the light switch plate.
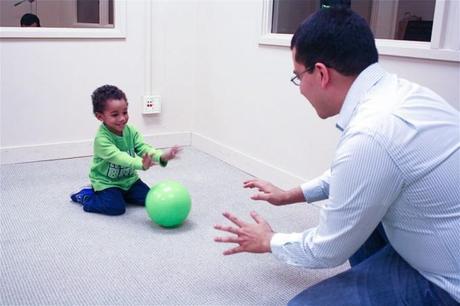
[142,95,161,114]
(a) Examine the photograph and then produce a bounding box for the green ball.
[145,180,191,228]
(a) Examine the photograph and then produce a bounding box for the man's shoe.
[70,186,94,204]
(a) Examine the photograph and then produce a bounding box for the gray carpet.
[0,147,348,305]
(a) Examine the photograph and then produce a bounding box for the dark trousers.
[83,179,150,216]
[288,224,458,306]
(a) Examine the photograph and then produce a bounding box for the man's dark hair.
[321,0,350,9]
[20,13,40,27]
[91,85,127,114]
[291,7,378,76]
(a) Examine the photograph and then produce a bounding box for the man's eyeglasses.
[290,67,313,86]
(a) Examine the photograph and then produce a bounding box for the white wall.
[1,0,459,190]
[0,1,196,162]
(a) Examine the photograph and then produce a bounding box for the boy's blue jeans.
[288,224,457,306]
[83,179,150,215]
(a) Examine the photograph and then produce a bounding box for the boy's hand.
[142,153,155,170]
[161,145,182,162]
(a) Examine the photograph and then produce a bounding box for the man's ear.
[95,112,104,122]
[315,63,330,89]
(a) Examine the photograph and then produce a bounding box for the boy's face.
[95,99,129,136]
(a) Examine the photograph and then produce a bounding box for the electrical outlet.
[142,95,161,114]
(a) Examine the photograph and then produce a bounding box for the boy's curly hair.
[91,85,127,114]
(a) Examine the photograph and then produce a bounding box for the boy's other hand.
[142,153,155,170]
[162,145,182,162]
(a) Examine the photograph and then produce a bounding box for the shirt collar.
[336,63,386,131]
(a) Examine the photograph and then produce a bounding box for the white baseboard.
[1,140,94,164]
[1,131,306,188]
[0,132,192,164]
[191,133,306,189]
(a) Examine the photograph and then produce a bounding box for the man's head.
[20,13,40,27]
[291,7,378,76]
[290,7,378,119]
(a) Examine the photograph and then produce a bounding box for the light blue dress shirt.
[270,63,460,301]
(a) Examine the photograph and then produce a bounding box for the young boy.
[70,85,181,215]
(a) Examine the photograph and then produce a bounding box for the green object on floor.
[146,180,191,228]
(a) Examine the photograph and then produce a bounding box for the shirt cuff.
[301,178,328,203]
[134,157,144,170]
[270,232,304,263]
[149,149,164,165]
[159,157,168,167]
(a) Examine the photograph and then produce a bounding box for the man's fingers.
[214,224,243,235]
[244,179,266,187]
[245,180,270,193]
[250,210,264,224]
[243,180,257,188]
[251,193,270,201]
[222,212,246,227]
[223,246,244,256]
[214,236,242,244]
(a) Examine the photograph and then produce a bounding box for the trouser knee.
[83,189,126,216]
[288,291,316,306]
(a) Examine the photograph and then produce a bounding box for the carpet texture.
[0,147,348,305]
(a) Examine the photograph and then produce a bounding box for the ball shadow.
[145,218,196,234]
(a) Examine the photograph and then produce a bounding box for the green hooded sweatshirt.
[89,124,165,191]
